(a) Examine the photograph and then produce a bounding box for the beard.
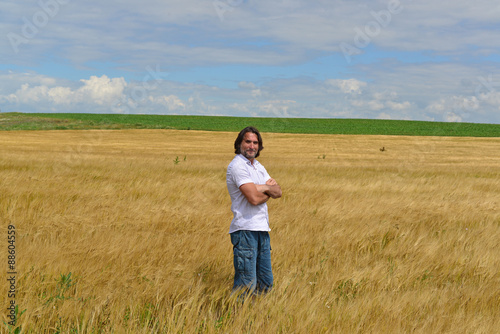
[242,149,257,160]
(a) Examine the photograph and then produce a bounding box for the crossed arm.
[239,178,282,206]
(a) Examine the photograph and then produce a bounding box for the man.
[226,126,282,296]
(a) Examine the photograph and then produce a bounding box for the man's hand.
[259,178,282,199]
[266,178,278,186]
[240,183,270,205]
[241,179,282,205]
[263,184,282,199]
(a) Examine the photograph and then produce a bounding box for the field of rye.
[1,129,499,333]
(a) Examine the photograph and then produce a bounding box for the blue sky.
[1,0,500,123]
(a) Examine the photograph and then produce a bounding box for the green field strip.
[1,112,499,137]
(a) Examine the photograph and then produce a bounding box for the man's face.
[240,132,259,160]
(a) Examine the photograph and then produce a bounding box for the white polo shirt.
[226,154,271,233]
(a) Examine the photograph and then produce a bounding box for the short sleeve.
[230,162,253,188]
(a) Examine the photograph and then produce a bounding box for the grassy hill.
[1,112,499,137]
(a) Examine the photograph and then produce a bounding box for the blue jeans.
[230,230,273,295]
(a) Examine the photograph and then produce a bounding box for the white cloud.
[251,89,262,98]
[238,81,257,90]
[1,61,500,123]
[47,86,72,104]
[77,76,126,105]
[350,100,365,108]
[14,84,49,103]
[445,112,463,122]
[1,74,127,111]
[425,96,477,122]
[377,113,392,120]
[386,101,411,111]
[368,100,384,111]
[236,82,263,98]
[3,0,499,68]
[373,91,398,101]
[255,100,296,118]
[478,91,500,109]
[326,79,367,94]
[152,95,186,111]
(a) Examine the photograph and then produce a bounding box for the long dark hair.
[234,126,264,158]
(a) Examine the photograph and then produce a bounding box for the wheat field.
[1,129,499,333]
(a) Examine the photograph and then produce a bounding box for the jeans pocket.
[234,248,253,274]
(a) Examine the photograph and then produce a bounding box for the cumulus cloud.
[1,62,500,123]
[386,101,411,111]
[48,86,73,104]
[326,79,367,94]
[152,95,186,111]
[77,76,127,105]
[4,75,127,109]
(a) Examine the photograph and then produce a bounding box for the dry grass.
[1,129,499,333]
